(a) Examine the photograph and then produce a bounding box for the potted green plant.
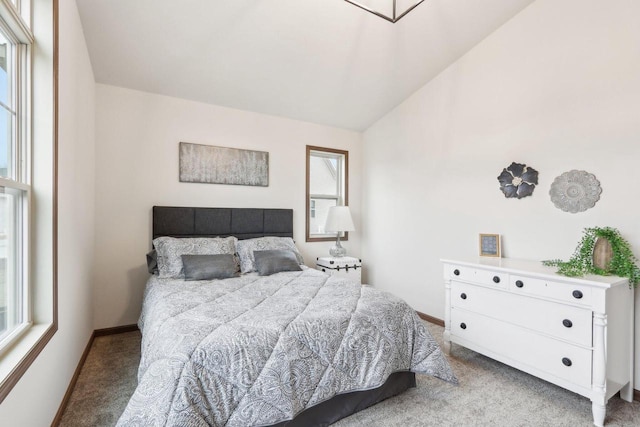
[543,226,640,288]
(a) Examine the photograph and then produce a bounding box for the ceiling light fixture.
[344,0,425,23]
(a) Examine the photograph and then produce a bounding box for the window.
[0,1,32,351]
[0,0,56,405]
[306,146,348,242]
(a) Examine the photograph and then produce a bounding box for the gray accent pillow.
[181,254,239,281]
[153,236,238,278]
[146,250,158,275]
[236,237,304,273]
[254,250,302,276]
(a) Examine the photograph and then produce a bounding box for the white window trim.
[0,1,33,45]
[0,0,57,404]
[0,0,32,354]
[0,179,31,354]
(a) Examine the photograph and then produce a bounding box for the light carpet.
[57,323,640,426]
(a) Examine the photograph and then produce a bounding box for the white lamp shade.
[325,206,355,232]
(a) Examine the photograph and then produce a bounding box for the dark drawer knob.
[453,269,460,276]
[460,293,467,300]
[562,357,572,367]
[572,290,583,299]
[493,276,500,283]
[515,280,524,288]
[460,323,467,330]
[563,319,573,328]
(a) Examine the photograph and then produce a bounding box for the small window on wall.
[306,146,348,242]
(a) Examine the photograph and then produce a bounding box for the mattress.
[117,267,456,426]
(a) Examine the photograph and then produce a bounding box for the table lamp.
[324,206,355,257]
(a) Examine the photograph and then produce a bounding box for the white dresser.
[442,258,634,427]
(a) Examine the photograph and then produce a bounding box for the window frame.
[0,182,30,348]
[305,145,349,242]
[0,0,32,354]
[0,0,57,404]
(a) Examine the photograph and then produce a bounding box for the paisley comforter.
[117,267,456,426]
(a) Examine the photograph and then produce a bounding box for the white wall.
[0,0,96,424]
[362,0,640,386]
[93,85,362,328]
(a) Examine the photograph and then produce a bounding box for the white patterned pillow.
[236,237,304,273]
[153,236,238,278]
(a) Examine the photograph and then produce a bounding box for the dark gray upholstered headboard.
[152,206,294,241]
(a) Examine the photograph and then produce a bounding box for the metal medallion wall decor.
[549,170,602,213]
[497,162,539,199]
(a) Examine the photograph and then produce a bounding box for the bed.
[117,206,456,426]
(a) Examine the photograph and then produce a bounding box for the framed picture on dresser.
[479,233,501,257]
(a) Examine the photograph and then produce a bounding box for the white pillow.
[153,236,238,278]
[236,237,304,273]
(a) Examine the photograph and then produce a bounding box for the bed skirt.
[269,371,417,427]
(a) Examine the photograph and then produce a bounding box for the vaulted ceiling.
[76,0,535,131]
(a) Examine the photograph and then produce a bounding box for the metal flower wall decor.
[497,162,539,199]
[549,170,602,213]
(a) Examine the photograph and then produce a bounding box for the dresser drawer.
[451,281,592,347]
[451,308,592,388]
[448,265,507,289]
[510,275,592,307]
